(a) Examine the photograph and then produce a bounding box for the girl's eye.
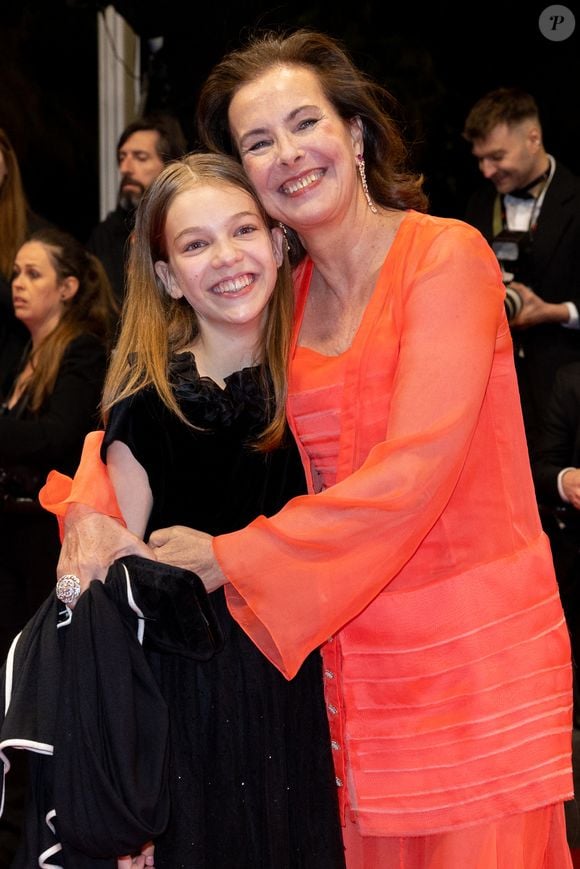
[184,240,206,252]
[236,225,257,237]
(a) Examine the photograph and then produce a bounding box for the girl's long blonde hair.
[102,152,294,451]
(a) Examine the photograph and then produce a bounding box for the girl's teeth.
[213,274,253,294]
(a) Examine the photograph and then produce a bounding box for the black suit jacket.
[87,205,134,305]
[465,162,580,451]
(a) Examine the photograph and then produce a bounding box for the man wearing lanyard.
[462,87,580,458]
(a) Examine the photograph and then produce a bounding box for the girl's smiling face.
[155,181,284,337]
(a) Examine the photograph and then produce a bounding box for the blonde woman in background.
[0,128,49,395]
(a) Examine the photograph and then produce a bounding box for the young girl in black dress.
[102,153,344,869]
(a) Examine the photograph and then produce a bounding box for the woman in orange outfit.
[44,30,573,869]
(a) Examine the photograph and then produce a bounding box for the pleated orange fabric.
[215,213,574,840]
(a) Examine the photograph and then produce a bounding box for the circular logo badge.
[538,5,576,41]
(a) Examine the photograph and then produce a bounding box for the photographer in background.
[462,87,580,457]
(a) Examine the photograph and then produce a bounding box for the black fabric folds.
[169,353,271,431]
[53,575,170,859]
[108,554,223,660]
[1,555,222,866]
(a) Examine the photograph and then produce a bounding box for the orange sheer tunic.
[215,212,573,835]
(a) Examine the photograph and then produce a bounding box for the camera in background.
[491,228,530,324]
[504,285,523,322]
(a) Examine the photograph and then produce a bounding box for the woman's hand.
[117,842,155,868]
[58,502,154,594]
[149,526,227,593]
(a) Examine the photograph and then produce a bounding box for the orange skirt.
[342,803,572,869]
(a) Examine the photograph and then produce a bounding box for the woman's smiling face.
[228,64,363,234]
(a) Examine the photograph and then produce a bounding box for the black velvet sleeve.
[102,388,167,498]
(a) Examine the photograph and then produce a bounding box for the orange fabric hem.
[342,802,572,869]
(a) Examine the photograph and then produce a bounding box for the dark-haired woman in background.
[0,227,117,661]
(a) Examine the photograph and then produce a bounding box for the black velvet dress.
[103,354,345,869]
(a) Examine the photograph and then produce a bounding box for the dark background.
[1,0,578,243]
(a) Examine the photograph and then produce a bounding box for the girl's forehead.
[176,179,253,203]
[169,181,261,218]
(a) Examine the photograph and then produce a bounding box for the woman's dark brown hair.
[197,28,427,261]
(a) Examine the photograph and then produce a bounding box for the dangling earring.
[356,154,378,214]
[278,221,291,253]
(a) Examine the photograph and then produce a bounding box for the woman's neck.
[302,207,404,302]
[27,313,61,349]
[297,207,407,356]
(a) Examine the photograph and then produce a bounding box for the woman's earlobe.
[350,115,365,152]
[271,227,286,267]
[61,275,79,301]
